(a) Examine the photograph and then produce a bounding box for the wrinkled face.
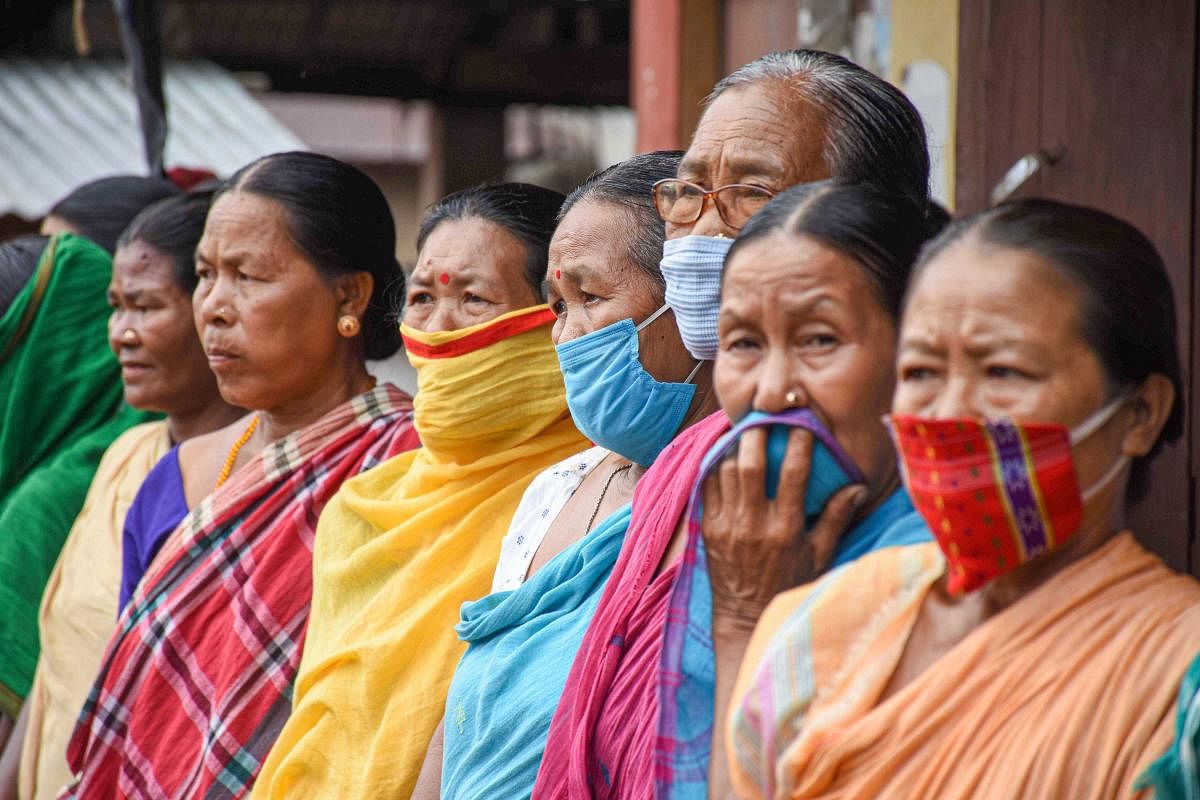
[671,80,831,239]
[894,239,1128,493]
[404,218,541,332]
[194,191,359,410]
[108,240,217,414]
[546,198,693,383]
[715,233,899,497]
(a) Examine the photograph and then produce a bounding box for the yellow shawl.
[729,534,1200,799]
[254,306,586,799]
[19,421,169,800]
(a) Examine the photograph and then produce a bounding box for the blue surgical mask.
[556,303,701,467]
[659,235,735,361]
[700,408,863,522]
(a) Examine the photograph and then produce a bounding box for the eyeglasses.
[651,178,776,230]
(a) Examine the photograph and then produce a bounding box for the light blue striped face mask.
[659,235,735,360]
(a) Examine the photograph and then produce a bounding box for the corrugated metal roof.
[0,57,306,218]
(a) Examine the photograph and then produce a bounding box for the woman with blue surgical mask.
[655,49,931,361]
[411,150,719,800]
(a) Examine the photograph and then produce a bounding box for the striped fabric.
[61,385,418,800]
[658,235,734,361]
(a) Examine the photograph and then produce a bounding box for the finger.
[807,483,868,574]
[774,427,813,526]
[703,465,723,518]
[735,427,768,506]
[716,450,739,511]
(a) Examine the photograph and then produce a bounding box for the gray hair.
[708,50,930,204]
[559,150,684,291]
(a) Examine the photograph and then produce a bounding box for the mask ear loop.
[683,360,703,384]
[1068,391,1132,445]
[634,303,672,333]
[1069,390,1134,504]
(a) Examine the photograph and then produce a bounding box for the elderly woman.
[0,192,244,800]
[405,150,717,800]
[61,152,421,798]
[533,48,933,800]
[726,199,1200,799]
[0,234,156,745]
[655,49,929,362]
[254,183,589,800]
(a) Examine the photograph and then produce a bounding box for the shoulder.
[177,413,254,474]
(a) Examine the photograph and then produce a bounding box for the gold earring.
[786,391,799,405]
[338,315,361,337]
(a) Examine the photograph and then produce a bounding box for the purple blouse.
[119,445,188,611]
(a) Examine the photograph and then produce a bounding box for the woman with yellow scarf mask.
[254,183,588,800]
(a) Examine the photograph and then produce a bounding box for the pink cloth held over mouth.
[533,410,731,799]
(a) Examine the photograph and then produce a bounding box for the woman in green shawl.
[0,233,155,739]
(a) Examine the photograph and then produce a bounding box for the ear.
[335,271,374,319]
[1120,374,1176,458]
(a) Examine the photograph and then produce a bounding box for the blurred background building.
[0,0,1197,570]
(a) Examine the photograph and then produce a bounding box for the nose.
[554,312,592,346]
[423,303,461,334]
[679,199,739,239]
[107,310,130,354]
[196,275,234,327]
[752,348,805,414]
[927,375,979,419]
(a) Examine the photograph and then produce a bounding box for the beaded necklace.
[214,415,259,490]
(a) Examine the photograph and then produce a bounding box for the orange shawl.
[729,533,1200,799]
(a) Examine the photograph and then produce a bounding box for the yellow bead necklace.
[214,415,259,490]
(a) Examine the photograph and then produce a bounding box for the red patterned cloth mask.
[888,396,1129,594]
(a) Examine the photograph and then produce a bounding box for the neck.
[166,398,244,444]
[680,362,721,431]
[258,361,374,445]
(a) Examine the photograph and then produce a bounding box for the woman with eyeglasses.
[531,49,936,800]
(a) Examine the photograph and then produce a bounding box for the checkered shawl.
[61,385,419,800]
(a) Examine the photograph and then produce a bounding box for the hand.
[702,427,866,632]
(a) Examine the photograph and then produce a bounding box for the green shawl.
[0,234,156,715]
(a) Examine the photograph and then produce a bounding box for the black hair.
[913,198,1184,499]
[708,50,930,205]
[558,150,684,292]
[416,182,565,300]
[218,151,403,360]
[116,191,214,293]
[0,235,50,319]
[48,175,180,254]
[726,180,944,320]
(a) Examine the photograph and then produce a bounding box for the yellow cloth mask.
[402,305,575,463]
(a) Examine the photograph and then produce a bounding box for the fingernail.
[852,487,869,507]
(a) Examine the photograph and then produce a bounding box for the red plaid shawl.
[62,385,419,800]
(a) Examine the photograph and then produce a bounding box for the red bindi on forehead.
[439,272,450,285]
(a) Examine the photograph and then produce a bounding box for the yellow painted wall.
[889,0,959,208]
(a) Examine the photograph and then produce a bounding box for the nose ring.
[218,306,229,317]
[121,328,137,344]
[786,391,799,405]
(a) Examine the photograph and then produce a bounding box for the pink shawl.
[533,410,730,799]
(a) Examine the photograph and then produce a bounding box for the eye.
[464,293,490,304]
[986,364,1031,380]
[727,336,760,351]
[195,265,212,281]
[801,333,837,349]
[550,298,566,316]
[900,366,938,382]
[581,292,602,307]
